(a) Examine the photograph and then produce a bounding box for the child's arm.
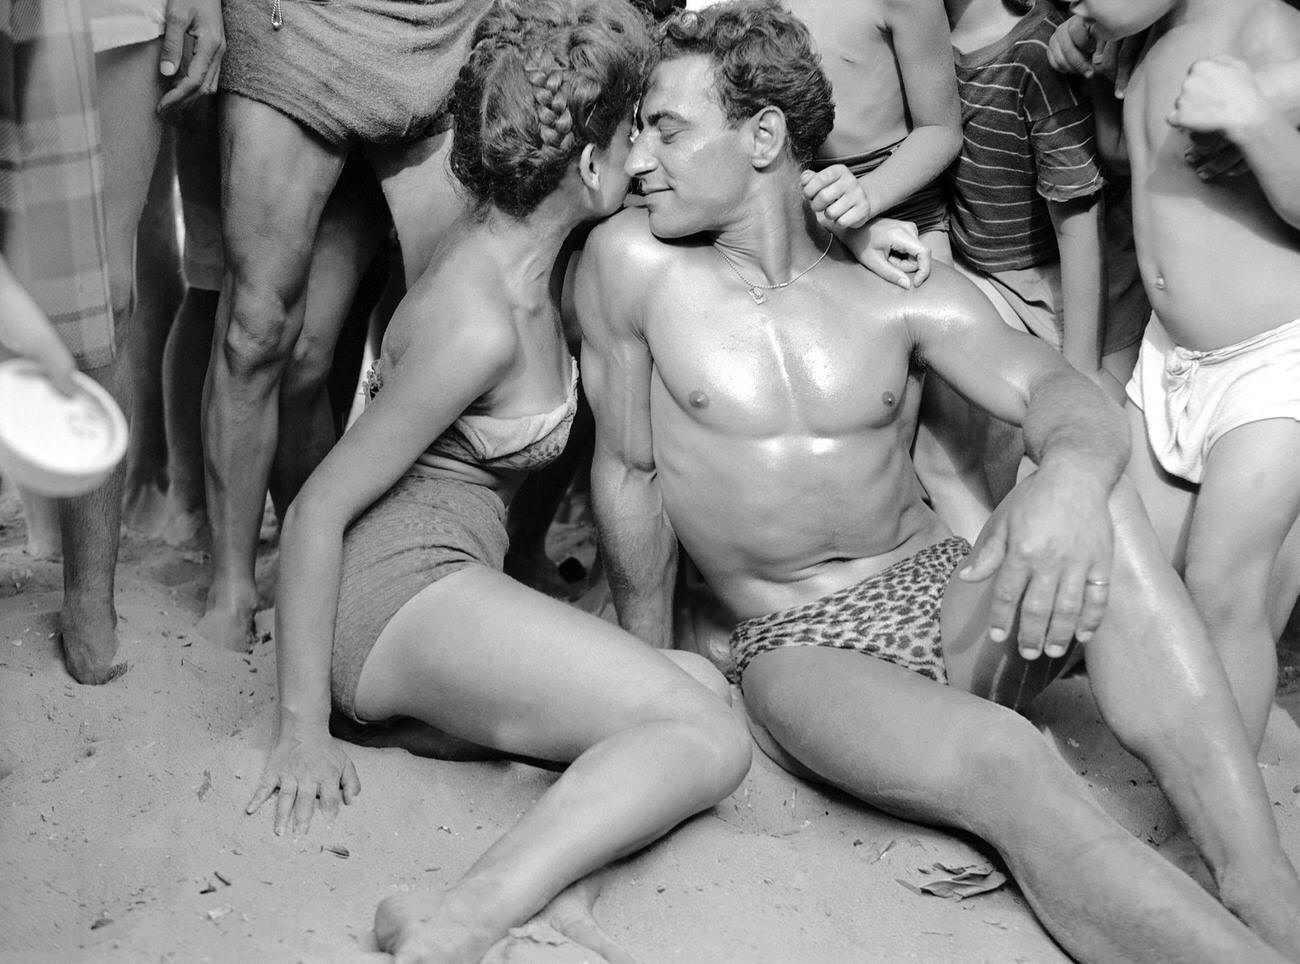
[1047,193,1106,378]
[0,255,78,392]
[1169,56,1300,227]
[803,0,960,230]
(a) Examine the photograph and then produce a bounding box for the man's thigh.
[219,93,345,296]
[1122,398,1196,570]
[369,131,467,285]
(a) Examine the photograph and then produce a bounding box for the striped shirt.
[948,1,1103,273]
[1,0,115,368]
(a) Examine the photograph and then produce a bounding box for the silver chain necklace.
[713,232,834,305]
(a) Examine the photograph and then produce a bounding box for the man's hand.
[800,166,872,231]
[157,0,225,115]
[958,469,1114,660]
[245,718,360,836]
[841,217,932,290]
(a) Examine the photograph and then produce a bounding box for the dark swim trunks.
[728,536,972,687]
[812,138,950,235]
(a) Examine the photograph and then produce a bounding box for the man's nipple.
[689,390,709,409]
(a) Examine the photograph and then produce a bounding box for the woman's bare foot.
[60,594,126,684]
[159,492,209,550]
[373,891,503,964]
[539,872,637,964]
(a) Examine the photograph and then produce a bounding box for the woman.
[244,1,752,959]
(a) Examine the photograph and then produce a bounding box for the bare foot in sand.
[122,478,168,537]
[196,591,258,652]
[20,491,62,560]
[60,594,126,684]
[159,492,209,550]
[374,890,503,964]
[538,872,636,964]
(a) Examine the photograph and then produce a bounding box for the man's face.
[1069,0,1172,41]
[627,54,753,238]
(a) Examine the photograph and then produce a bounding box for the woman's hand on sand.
[246,721,360,836]
[958,467,1114,661]
[801,166,873,230]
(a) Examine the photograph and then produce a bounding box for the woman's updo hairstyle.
[449,0,652,219]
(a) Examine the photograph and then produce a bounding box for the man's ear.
[749,105,789,169]
[577,142,601,190]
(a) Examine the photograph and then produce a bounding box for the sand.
[3,492,1300,964]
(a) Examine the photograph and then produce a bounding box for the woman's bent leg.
[353,567,751,963]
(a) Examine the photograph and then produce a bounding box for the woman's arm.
[246,291,515,834]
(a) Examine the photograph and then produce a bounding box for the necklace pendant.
[749,286,767,305]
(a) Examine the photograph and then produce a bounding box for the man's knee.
[220,280,302,376]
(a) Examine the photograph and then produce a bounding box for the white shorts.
[1125,314,1300,483]
[88,0,165,53]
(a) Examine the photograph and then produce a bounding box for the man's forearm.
[1021,367,1130,492]
[590,454,678,648]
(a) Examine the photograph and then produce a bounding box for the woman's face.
[588,117,637,215]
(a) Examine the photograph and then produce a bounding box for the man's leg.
[269,157,389,514]
[59,40,166,683]
[198,94,344,649]
[740,643,1287,964]
[1181,419,1300,750]
[367,131,466,286]
[939,475,1300,956]
[122,128,182,535]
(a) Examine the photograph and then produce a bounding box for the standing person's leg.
[198,94,345,649]
[1180,421,1300,751]
[161,100,223,549]
[59,39,166,684]
[349,568,751,963]
[368,132,467,286]
[123,127,182,535]
[269,157,390,514]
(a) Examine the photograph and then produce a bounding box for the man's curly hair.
[449,0,653,218]
[656,0,834,166]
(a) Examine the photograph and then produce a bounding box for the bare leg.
[1181,420,1300,751]
[16,485,61,559]
[741,645,1287,964]
[161,100,224,549]
[269,158,388,515]
[368,132,467,285]
[199,94,345,650]
[58,41,165,684]
[939,475,1300,957]
[122,129,182,535]
[355,568,750,964]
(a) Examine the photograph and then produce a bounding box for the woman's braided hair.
[449,0,653,218]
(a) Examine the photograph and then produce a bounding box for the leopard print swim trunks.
[728,536,972,687]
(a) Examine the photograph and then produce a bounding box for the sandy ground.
[3,491,1300,964]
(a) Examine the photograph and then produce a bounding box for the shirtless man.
[577,4,1300,961]
[1068,0,1300,752]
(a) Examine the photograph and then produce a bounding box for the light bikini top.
[364,357,579,473]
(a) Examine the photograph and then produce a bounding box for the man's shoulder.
[586,207,678,273]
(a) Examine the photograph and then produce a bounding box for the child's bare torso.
[788,0,912,159]
[1125,2,1300,350]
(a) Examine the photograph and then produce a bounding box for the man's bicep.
[911,276,1067,426]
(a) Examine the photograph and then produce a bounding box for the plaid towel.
[0,0,114,368]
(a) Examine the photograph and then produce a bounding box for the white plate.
[0,359,128,497]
